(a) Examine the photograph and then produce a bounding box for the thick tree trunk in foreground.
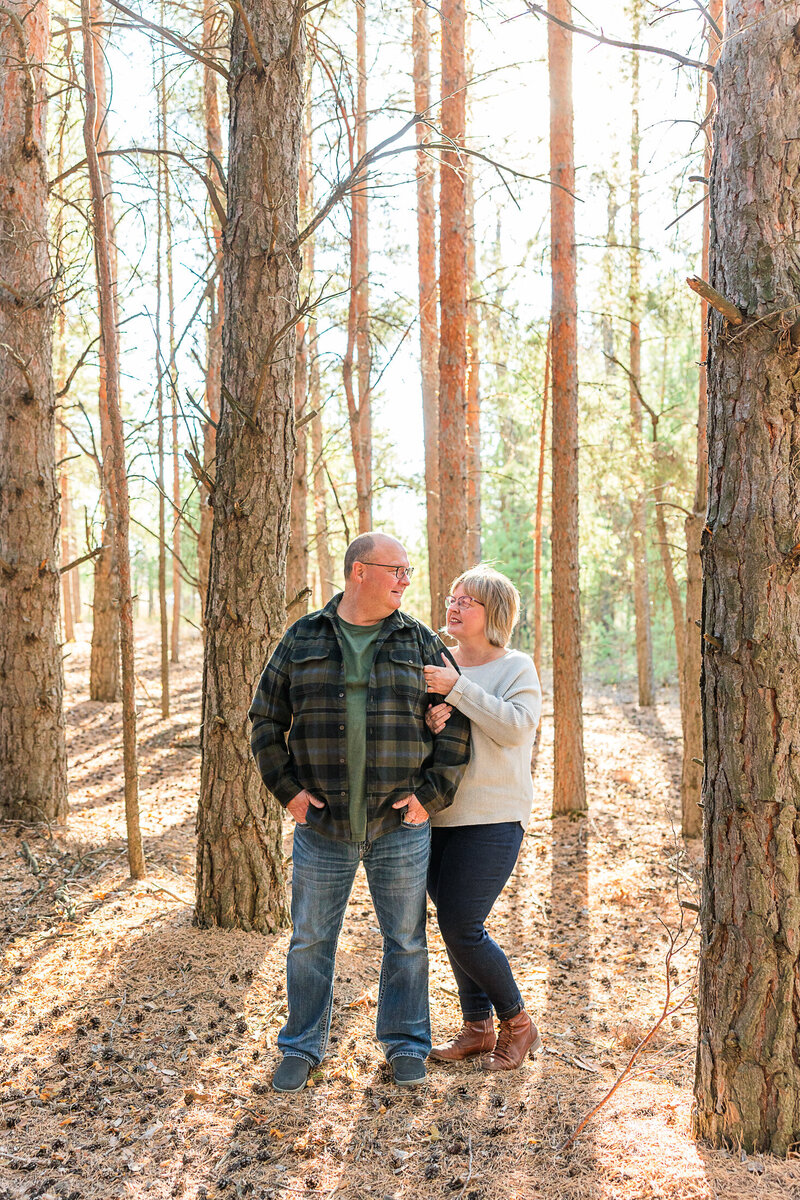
[81,0,144,878]
[628,10,655,707]
[694,0,800,1153]
[195,0,304,932]
[548,0,585,814]
[0,0,68,824]
[412,0,440,626]
[437,0,468,604]
[682,0,722,838]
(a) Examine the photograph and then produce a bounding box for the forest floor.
[3,625,800,1200]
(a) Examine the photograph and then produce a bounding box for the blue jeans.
[278,821,432,1065]
[428,822,525,1022]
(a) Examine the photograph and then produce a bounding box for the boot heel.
[529,1033,543,1058]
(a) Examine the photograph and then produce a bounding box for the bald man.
[250,532,470,1091]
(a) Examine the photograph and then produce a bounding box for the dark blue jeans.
[278,821,431,1066]
[428,822,525,1022]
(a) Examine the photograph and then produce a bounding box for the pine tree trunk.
[81,0,144,878]
[195,0,304,932]
[693,0,800,1153]
[160,42,181,665]
[0,0,68,824]
[154,77,169,719]
[354,0,372,532]
[286,113,310,626]
[88,0,120,702]
[682,0,722,838]
[199,0,223,627]
[58,395,75,645]
[412,0,440,626]
[548,0,585,814]
[533,322,550,678]
[465,154,481,565]
[628,2,655,708]
[437,0,468,605]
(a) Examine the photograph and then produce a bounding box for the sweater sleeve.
[444,657,542,748]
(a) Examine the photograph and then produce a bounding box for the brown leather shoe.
[429,1018,495,1062]
[480,1010,542,1071]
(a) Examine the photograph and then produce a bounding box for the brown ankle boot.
[429,1018,495,1062]
[480,1010,542,1071]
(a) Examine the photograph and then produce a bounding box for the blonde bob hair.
[449,565,520,648]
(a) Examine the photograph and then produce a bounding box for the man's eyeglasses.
[445,595,484,610]
[361,562,415,580]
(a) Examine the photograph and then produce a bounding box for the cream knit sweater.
[430,649,542,828]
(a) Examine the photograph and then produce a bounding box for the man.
[250,532,470,1092]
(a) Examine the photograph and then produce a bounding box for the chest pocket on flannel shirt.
[289,645,332,703]
[388,647,425,706]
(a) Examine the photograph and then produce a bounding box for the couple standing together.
[250,532,542,1092]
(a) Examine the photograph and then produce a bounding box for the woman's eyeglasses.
[445,595,484,610]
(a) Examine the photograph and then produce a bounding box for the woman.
[422,565,542,1071]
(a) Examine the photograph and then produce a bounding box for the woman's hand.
[423,653,459,695]
[425,703,452,734]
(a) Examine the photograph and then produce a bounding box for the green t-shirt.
[337,616,384,841]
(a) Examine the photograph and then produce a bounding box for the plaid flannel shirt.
[249,593,471,842]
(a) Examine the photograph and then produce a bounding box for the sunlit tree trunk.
[354,0,371,532]
[533,322,550,678]
[154,64,169,718]
[412,0,439,624]
[0,0,68,824]
[159,37,181,664]
[195,0,304,932]
[437,0,468,605]
[694,0,800,1153]
[81,0,144,877]
[628,4,655,707]
[465,154,481,564]
[682,0,722,837]
[88,0,120,702]
[286,109,310,625]
[548,0,585,814]
[198,0,224,625]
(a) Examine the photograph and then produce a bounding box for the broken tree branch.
[686,276,744,325]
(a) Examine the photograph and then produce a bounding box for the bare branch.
[686,276,744,325]
[50,146,227,229]
[60,546,103,574]
[519,2,713,73]
[104,0,229,79]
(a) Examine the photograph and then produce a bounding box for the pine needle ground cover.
[1,627,797,1200]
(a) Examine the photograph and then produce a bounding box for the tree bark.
[354,0,371,533]
[88,0,120,703]
[286,109,310,626]
[548,0,585,814]
[160,37,181,665]
[81,0,144,878]
[195,0,304,932]
[693,0,800,1154]
[682,0,722,838]
[628,5,655,708]
[0,0,68,824]
[412,0,440,626]
[533,322,550,678]
[198,0,223,626]
[465,153,481,565]
[437,0,468,605]
[154,63,169,719]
